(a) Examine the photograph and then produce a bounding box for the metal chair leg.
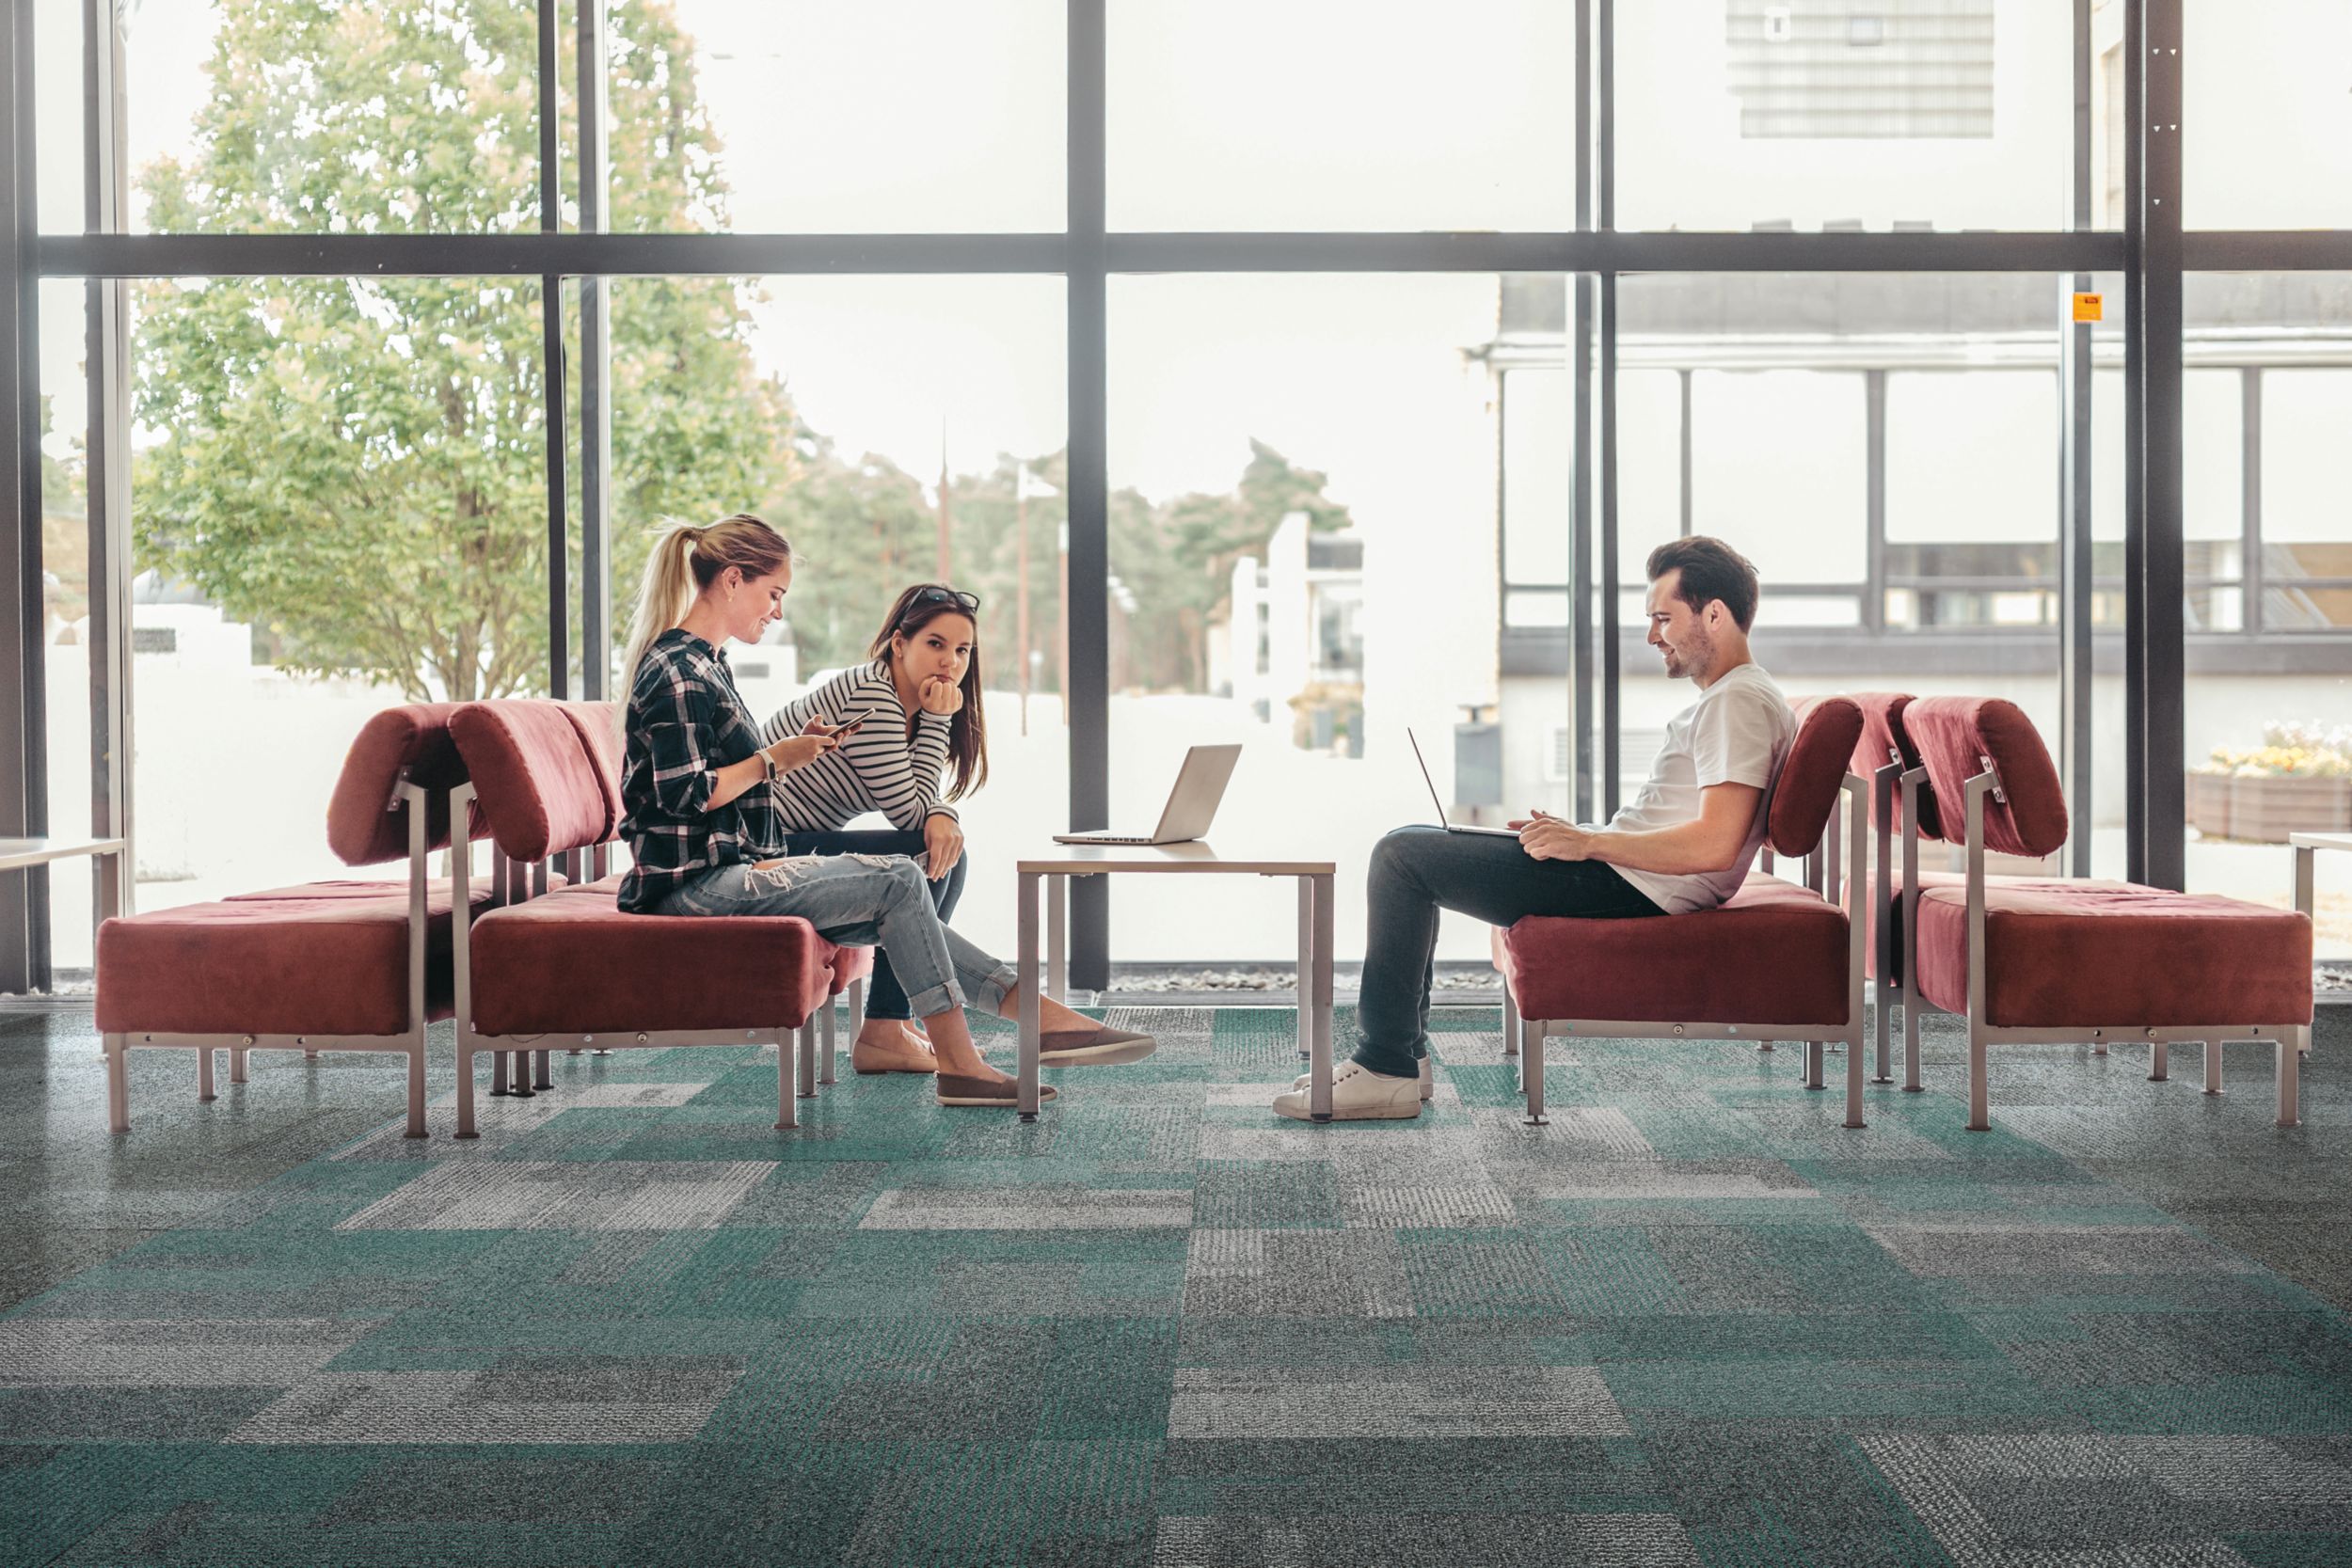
[819,1000,837,1085]
[105,1034,130,1134]
[2203,1039,2224,1096]
[2148,1041,2169,1083]
[774,1028,798,1131]
[532,1049,552,1090]
[197,1047,216,1103]
[1522,1020,1548,1127]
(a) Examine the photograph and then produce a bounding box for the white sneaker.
[1294,1056,1434,1101]
[1273,1061,1422,1121]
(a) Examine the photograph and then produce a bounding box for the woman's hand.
[923,813,964,880]
[764,730,836,775]
[917,673,963,717]
[1508,808,1595,863]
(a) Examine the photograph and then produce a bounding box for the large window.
[1107,274,1519,960]
[601,275,1067,956]
[1108,0,1575,231]
[601,0,1063,234]
[1614,0,2075,232]
[2177,275,2352,971]
[125,276,550,915]
[14,1,2351,991]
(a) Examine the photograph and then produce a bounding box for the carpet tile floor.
[3,1001,2350,1566]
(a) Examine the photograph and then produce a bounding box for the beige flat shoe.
[851,1025,937,1075]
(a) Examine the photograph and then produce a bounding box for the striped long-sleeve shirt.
[756,659,961,832]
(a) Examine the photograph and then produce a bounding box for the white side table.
[2292,832,2351,1007]
[1014,844,1337,1120]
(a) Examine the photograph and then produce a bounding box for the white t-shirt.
[1598,662,1797,916]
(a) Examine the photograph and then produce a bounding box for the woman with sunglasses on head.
[618,520,1152,1109]
[755,581,1150,1074]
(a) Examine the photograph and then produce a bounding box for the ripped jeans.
[658,855,1017,1021]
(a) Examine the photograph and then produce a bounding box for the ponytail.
[618,522,705,708]
[617,514,793,721]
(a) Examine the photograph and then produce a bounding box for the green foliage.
[131,0,789,700]
[125,0,1353,701]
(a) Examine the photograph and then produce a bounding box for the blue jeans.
[659,854,1014,1021]
[1355,825,1663,1078]
[782,830,967,1021]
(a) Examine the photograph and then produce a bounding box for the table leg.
[1295,876,1314,1061]
[1018,871,1042,1120]
[1310,872,1335,1121]
[2296,845,2315,920]
[1047,874,1067,1004]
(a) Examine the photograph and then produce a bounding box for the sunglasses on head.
[904,585,980,617]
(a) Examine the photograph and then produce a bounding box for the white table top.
[0,836,126,874]
[2290,832,2352,852]
[1017,840,1335,876]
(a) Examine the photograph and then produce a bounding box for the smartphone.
[827,706,871,737]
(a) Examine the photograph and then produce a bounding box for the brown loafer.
[935,1073,1058,1108]
[1038,1025,1158,1067]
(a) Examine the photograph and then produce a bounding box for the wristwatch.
[759,749,778,781]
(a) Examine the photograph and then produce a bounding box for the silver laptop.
[1055,744,1242,846]
[1407,728,1519,837]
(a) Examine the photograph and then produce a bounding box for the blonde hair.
[618,514,794,704]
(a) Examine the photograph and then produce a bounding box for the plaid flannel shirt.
[617,629,788,913]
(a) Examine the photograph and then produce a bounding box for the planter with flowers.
[2191,721,2352,843]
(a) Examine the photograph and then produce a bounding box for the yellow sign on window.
[2072,292,2105,323]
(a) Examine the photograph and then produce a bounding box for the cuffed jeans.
[660,854,1015,1022]
[1354,825,1664,1078]
[780,830,967,1021]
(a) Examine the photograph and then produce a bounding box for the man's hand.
[1507,807,1595,863]
[923,813,964,880]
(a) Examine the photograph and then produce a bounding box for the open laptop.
[1054,744,1242,846]
[1407,728,1520,837]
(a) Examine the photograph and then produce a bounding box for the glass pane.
[1690,369,1867,582]
[129,276,548,913]
[1501,368,1569,586]
[1109,274,1533,962]
[1616,0,2073,232]
[606,0,1061,234]
[1617,369,1685,585]
[39,282,95,975]
[2185,0,2352,230]
[605,275,1066,958]
[1620,273,2085,865]
[2181,275,2352,977]
[126,2,539,234]
[35,0,81,233]
[1886,372,2057,543]
[1109,0,1574,231]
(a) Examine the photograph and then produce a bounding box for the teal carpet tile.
[4,1002,2350,1565]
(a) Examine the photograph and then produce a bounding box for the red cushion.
[468,876,834,1036]
[558,702,626,840]
[1492,875,1850,1029]
[1849,870,2105,982]
[1902,698,2067,859]
[830,945,876,995]
[1851,692,1944,841]
[325,705,480,867]
[1771,698,1862,857]
[95,882,494,1037]
[450,701,614,863]
[1911,880,2312,1027]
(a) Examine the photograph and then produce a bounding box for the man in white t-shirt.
[1274,536,1798,1121]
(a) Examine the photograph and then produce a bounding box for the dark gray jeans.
[1354,825,1663,1078]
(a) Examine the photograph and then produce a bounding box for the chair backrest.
[1849,690,1945,841]
[1770,696,1864,857]
[1900,696,2068,859]
[325,703,481,867]
[449,700,622,863]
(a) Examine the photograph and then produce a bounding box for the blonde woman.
[615,514,1152,1107]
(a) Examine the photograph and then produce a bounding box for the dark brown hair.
[1645,535,1760,632]
[870,583,988,801]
